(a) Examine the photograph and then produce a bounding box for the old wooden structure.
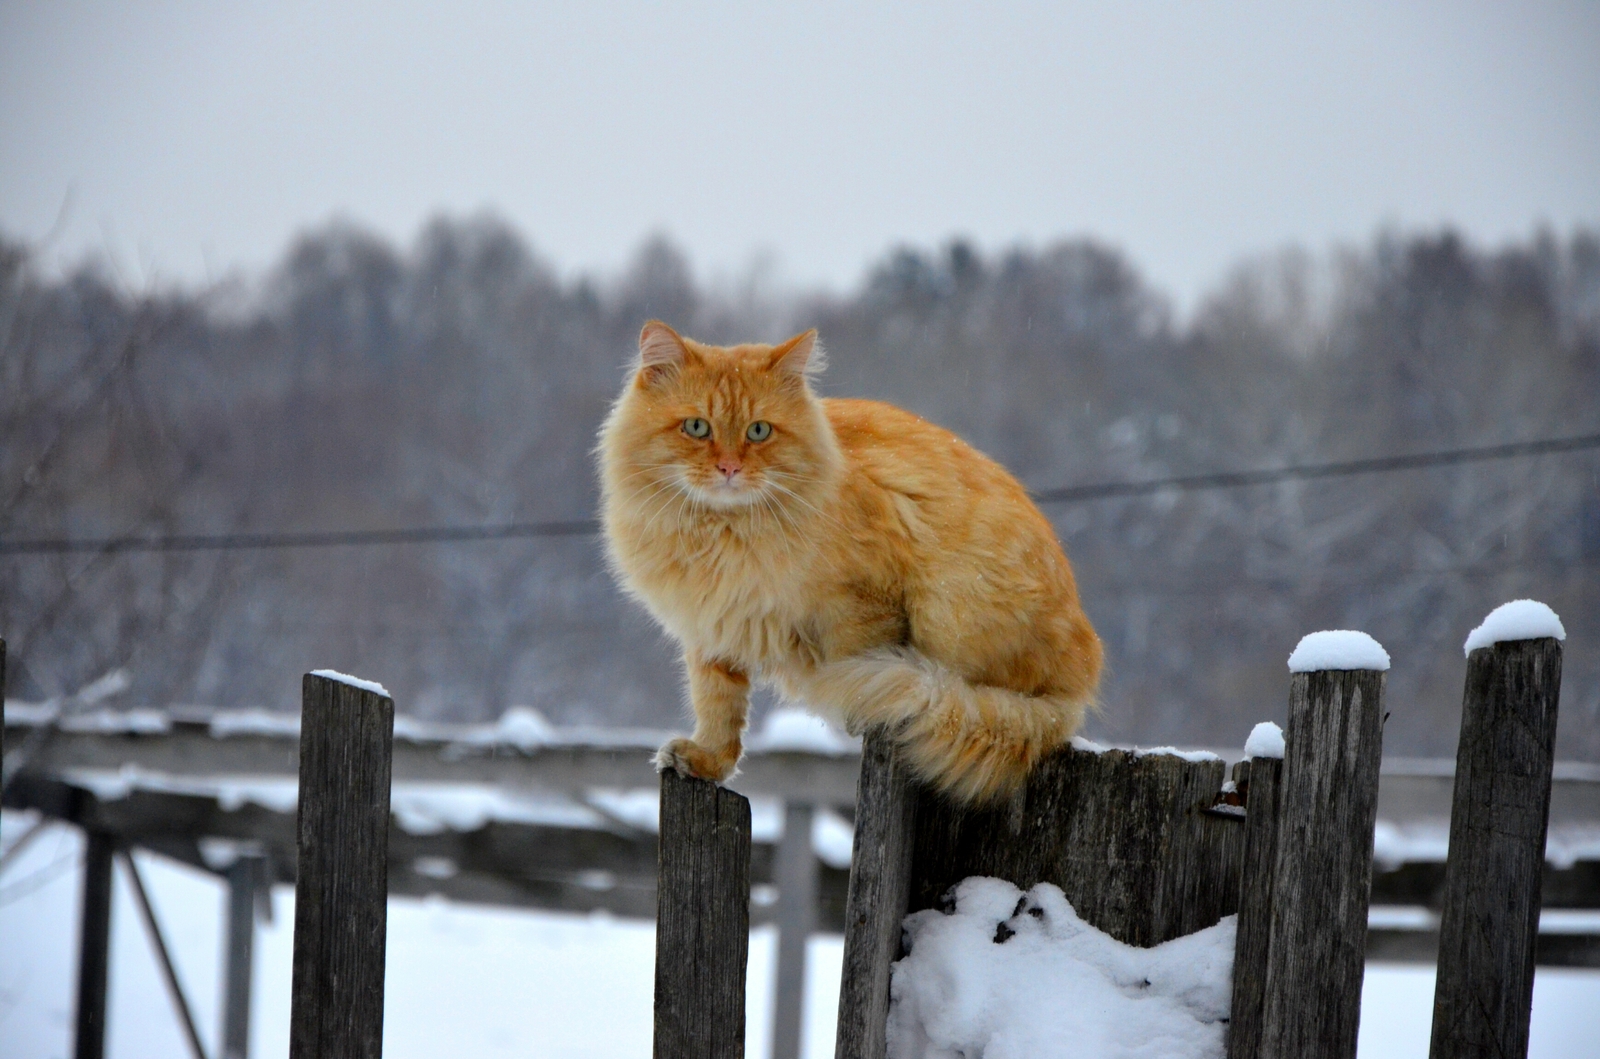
[1,631,1592,1059]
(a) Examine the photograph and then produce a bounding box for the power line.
[3,431,1597,556]
[1030,431,1600,504]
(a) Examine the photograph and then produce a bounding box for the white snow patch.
[1463,599,1566,655]
[209,708,301,738]
[3,700,57,725]
[1244,722,1286,760]
[1133,746,1223,763]
[750,707,859,754]
[586,789,661,832]
[1371,820,1452,871]
[61,767,301,813]
[888,877,1234,1059]
[59,708,170,735]
[198,837,265,871]
[1546,825,1600,872]
[1287,630,1390,672]
[308,668,391,698]
[1070,736,1111,754]
[813,809,856,869]
[390,786,604,835]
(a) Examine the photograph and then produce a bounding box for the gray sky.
[2,1,1597,309]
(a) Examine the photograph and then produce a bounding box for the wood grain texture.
[1429,638,1563,1059]
[1260,670,1385,1059]
[654,769,752,1059]
[74,829,115,1059]
[289,673,395,1059]
[834,731,918,1059]
[772,802,817,1059]
[1228,756,1284,1059]
[909,745,1244,947]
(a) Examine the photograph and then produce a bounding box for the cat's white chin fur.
[685,481,765,508]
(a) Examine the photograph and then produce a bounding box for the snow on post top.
[1287,630,1390,673]
[309,668,391,699]
[1463,599,1566,656]
[1244,721,1285,760]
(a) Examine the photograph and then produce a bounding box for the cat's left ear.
[767,329,826,379]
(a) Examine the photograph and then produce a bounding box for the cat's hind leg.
[655,654,750,782]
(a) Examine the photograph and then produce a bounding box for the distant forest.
[3,220,1597,760]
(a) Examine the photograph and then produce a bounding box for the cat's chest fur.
[624,524,823,669]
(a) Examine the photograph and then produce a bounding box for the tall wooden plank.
[772,802,817,1059]
[1228,756,1284,1059]
[74,829,115,1059]
[834,731,918,1059]
[289,673,394,1059]
[654,770,752,1059]
[224,853,268,1059]
[909,746,1242,947]
[1429,638,1563,1059]
[1259,670,1385,1059]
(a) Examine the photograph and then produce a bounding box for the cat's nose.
[716,457,742,479]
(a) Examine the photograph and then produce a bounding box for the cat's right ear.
[637,320,688,386]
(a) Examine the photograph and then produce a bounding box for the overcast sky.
[2,1,1597,309]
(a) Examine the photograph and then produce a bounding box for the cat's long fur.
[598,321,1103,803]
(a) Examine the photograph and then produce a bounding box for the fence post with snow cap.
[1259,631,1388,1059]
[289,670,395,1059]
[654,768,752,1059]
[1228,723,1285,1059]
[1429,601,1565,1059]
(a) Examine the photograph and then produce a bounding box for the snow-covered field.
[3,810,1595,1059]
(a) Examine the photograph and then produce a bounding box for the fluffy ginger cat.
[598,321,1103,803]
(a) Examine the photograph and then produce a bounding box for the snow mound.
[888,877,1234,1059]
[1287,630,1390,673]
[1244,722,1285,760]
[309,668,391,698]
[749,707,858,754]
[1463,599,1565,656]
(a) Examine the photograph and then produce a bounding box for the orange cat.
[598,321,1103,803]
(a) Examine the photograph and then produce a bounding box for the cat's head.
[601,320,839,512]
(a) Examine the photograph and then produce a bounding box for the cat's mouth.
[684,473,765,509]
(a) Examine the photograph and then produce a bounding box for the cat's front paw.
[654,737,739,782]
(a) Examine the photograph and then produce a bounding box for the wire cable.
[3,431,1597,555]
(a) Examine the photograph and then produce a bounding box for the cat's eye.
[682,417,711,439]
[746,421,773,442]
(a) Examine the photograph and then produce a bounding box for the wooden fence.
[651,634,1564,1059]
[0,631,1576,1059]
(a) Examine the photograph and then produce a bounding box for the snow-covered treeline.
[2,222,1596,759]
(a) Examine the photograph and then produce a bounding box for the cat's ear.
[637,320,689,385]
[767,329,826,380]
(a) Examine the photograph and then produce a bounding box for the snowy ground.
[3,810,1596,1059]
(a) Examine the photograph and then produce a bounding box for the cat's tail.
[802,649,1093,804]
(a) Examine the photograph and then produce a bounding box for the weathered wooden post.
[1259,632,1388,1059]
[74,829,116,1059]
[834,731,918,1059]
[1228,726,1285,1059]
[224,852,270,1059]
[654,769,752,1059]
[1429,603,1565,1059]
[772,801,818,1059]
[289,671,395,1059]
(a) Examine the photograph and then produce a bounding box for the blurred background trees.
[3,219,1596,759]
